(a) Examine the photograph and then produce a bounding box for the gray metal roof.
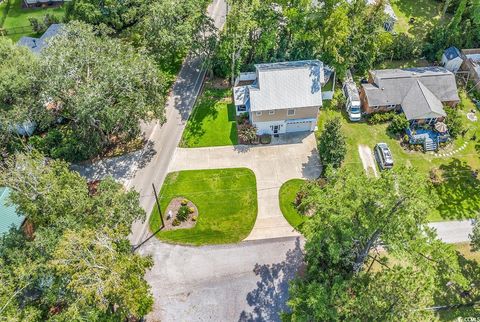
[233,85,249,106]
[17,24,63,54]
[249,60,324,112]
[0,187,24,236]
[362,67,459,119]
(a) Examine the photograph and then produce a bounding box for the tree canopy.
[65,0,149,31]
[288,167,471,321]
[1,22,167,162]
[214,0,390,79]
[0,152,152,320]
[424,0,480,60]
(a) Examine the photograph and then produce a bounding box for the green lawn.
[279,179,307,231]
[149,168,257,245]
[0,0,65,41]
[318,90,480,222]
[180,87,238,148]
[390,0,448,37]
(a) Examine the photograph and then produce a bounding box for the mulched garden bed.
[162,197,199,231]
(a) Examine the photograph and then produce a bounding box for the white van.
[342,71,361,122]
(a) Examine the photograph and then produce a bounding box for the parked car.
[374,143,394,170]
[342,70,361,122]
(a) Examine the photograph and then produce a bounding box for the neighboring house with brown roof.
[233,60,326,135]
[360,67,460,124]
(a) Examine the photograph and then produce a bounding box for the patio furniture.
[434,122,448,133]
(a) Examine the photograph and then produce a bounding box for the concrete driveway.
[168,133,321,240]
[139,236,304,322]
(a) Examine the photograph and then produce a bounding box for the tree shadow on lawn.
[239,238,304,322]
[434,251,480,320]
[434,159,480,220]
[182,94,220,146]
[228,103,239,144]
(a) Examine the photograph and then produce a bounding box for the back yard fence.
[0,24,33,36]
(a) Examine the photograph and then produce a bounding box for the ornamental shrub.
[177,205,190,222]
[367,111,396,124]
[387,113,409,135]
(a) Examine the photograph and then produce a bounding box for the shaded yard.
[149,168,257,245]
[368,243,480,321]
[318,90,480,222]
[390,0,448,38]
[0,0,65,41]
[181,87,238,148]
[279,179,307,231]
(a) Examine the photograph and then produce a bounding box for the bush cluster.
[387,113,409,135]
[366,111,396,125]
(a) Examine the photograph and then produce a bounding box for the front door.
[273,125,280,135]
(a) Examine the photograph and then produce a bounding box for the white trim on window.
[287,109,295,116]
[256,111,263,116]
[269,110,275,115]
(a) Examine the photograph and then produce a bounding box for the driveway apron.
[168,133,322,240]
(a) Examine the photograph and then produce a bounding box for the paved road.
[169,133,322,240]
[429,220,475,244]
[138,236,304,322]
[125,0,228,245]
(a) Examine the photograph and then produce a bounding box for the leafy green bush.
[317,118,346,169]
[181,199,188,206]
[367,111,395,125]
[387,113,409,135]
[177,205,190,222]
[188,207,195,214]
[445,106,464,138]
[172,218,180,226]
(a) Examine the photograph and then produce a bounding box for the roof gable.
[17,24,63,54]
[402,80,446,120]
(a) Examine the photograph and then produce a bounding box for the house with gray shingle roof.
[0,187,24,236]
[360,67,460,123]
[17,23,63,54]
[233,60,325,135]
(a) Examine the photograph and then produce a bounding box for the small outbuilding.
[441,46,463,73]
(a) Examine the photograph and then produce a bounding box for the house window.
[269,110,275,115]
[372,105,379,110]
[287,109,295,116]
[387,104,396,109]
[256,111,262,116]
[237,105,246,112]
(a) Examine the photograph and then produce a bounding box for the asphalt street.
[128,0,228,246]
[138,236,304,322]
